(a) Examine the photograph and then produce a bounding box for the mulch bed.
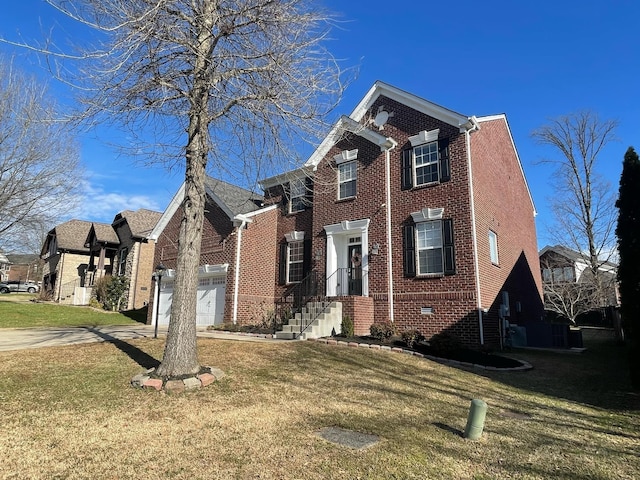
[336,336,523,369]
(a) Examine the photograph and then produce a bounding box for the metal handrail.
[325,267,366,297]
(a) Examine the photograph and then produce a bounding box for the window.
[118,247,128,275]
[287,241,304,283]
[338,161,357,199]
[416,221,444,275]
[542,266,575,283]
[403,219,455,277]
[401,137,450,190]
[289,178,306,213]
[488,230,499,265]
[414,142,439,186]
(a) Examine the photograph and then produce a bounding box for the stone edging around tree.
[308,337,533,371]
[131,366,225,393]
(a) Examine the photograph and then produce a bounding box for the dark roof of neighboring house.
[90,223,120,245]
[113,209,162,239]
[47,220,93,253]
[0,251,9,264]
[539,245,618,267]
[6,254,39,265]
[205,177,264,216]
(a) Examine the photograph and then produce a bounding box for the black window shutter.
[439,138,450,183]
[443,219,456,275]
[303,238,312,276]
[281,183,290,214]
[401,148,413,190]
[403,224,416,277]
[278,243,287,285]
[305,176,313,208]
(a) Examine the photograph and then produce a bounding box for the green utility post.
[464,399,488,440]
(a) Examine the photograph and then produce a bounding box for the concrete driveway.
[0,325,283,352]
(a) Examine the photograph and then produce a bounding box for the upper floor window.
[401,129,450,190]
[338,161,357,199]
[488,230,499,265]
[414,142,439,186]
[542,266,575,283]
[289,178,307,213]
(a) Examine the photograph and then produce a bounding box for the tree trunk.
[155,5,213,377]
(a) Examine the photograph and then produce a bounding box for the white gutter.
[464,116,484,345]
[231,214,253,324]
[383,138,398,323]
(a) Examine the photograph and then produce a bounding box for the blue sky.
[1,1,638,247]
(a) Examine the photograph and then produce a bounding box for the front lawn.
[0,296,143,328]
[0,329,637,479]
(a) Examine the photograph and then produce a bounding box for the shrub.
[429,332,463,355]
[91,275,129,311]
[341,315,354,337]
[370,322,395,341]
[401,329,425,349]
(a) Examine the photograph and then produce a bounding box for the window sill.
[335,196,357,203]
[412,182,440,191]
[415,273,445,279]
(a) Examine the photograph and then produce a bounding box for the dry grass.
[0,330,638,479]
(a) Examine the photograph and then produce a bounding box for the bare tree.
[0,58,81,254]
[533,111,618,312]
[8,1,346,377]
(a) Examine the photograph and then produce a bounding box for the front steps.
[275,301,342,340]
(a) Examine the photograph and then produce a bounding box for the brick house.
[3,254,43,283]
[149,81,543,348]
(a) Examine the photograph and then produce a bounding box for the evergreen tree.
[616,146,640,388]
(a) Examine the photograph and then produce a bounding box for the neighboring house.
[539,245,619,310]
[4,254,43,283]
[41,219,94,304]
[149,81,544,349]
[41,209,162,307]
[112,209,163,310]
[0,251,10,282]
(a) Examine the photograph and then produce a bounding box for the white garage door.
[156,275,226,326]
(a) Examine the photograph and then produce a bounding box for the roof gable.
[350,81,473,130]
[49,220,93,252]
[149,176,265,241]
[114,209,163,239]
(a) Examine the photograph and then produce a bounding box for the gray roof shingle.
[205,177,264,216]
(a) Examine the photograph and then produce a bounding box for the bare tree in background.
[6,0,346,377]
[0,58,81,254]
[533,111,618,314]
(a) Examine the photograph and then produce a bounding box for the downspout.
[232,214,253,324]
[383,138,398,323]
[465,117,484,345]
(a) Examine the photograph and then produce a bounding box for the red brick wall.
[312,95,481,345]
[339,296,375,336]
[470,117,544,344]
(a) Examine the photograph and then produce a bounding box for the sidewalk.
[0,325,284,352]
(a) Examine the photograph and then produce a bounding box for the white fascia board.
[476,114,538,216]
[350,81,471,129]
[148,182,185,241]
[259,166,310,190]
[303,116,391,170]
[240,204,278,219]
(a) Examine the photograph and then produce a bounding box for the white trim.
[198,263,230,275]
[323,219,370,297]
[324,218,370,235]
[149,183,185,241]
[333,149,358,165]
[409,129,440,147]
[258,167,310,190]
[411,207,444,222]
[284,231,305,242]
[350,81,471,130]
[384,143,396,322]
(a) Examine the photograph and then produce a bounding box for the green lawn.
[0,295,145,328]
[0,328,637,479]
